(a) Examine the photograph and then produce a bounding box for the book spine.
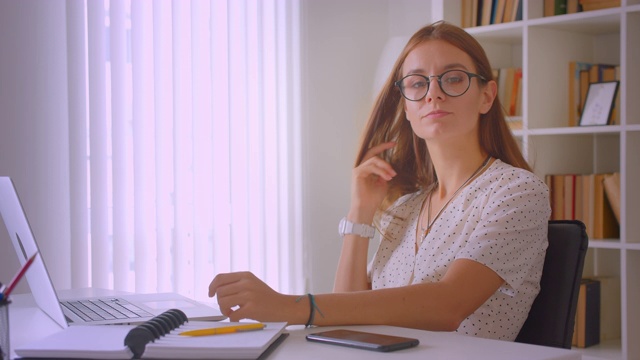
[124,308,188,359]
[546,173,619,238]
[574,279,600,348]
[602,172,621,224]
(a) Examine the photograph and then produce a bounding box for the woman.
[208,21,550,341]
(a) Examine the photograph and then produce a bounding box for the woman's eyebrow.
[443,63,470,71]
[404,63,471,75]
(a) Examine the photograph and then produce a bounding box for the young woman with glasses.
[208,21,550,341]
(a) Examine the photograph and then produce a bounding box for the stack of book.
[461,0,522,28]
[568,61,620,127]
[545,173,620,239]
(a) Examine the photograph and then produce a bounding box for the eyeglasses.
[395,69,487,101]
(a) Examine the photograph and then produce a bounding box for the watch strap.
[339,217,375,238]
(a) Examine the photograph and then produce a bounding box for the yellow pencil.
[179,323,266,337]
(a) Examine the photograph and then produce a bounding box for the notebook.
[15,308,289,359]
[0,176,225,327]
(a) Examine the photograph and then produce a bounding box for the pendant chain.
[420,156,492,240]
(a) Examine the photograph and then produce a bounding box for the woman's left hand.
[208,271,293,322]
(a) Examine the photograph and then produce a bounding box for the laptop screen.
[0,176,68,329]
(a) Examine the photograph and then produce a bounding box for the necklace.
[420,156,492,240]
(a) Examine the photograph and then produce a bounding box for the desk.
[8,291,581,360]
[277,325,580,360]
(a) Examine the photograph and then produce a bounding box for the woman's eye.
[410,80,427,89]
[445,76,463,84]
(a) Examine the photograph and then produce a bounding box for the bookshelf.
[435,1,639,359]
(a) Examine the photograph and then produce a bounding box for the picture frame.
[579,81,619,126]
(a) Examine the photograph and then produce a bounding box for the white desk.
[7,291,581,360]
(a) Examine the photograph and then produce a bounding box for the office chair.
[515,220,589,349]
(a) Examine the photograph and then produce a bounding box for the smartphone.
[305,329,419,352]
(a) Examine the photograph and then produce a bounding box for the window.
[65,0,302,300]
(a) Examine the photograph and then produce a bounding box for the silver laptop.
[0,176,225,328]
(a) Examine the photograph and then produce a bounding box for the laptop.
[0,176,226,328]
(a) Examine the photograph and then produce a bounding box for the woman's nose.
[425,78,445,102]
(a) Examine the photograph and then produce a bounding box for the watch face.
[339,218,349,236]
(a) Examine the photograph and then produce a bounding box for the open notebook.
[15,308,288,359]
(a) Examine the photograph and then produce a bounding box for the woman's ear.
[479,80,497,115]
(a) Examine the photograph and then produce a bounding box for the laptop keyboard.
[61,298,153,322]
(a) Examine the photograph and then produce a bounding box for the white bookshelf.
[435,1,639,359]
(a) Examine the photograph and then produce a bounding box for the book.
[574,174,583,223]
[461,0,475,28]
[593,173,619,239]
[573,278,600,348]
[509,68,522,116]
[493,0,507,24]
[494,67,522,117]
[544,0,553,16]
[602,65,620,124]
[602,172,621,224]
[513,0,523,21]
[564,174,577,220]
[552,174,565,220]
[581,174,595,238]
[515,70,523,116]
[480,0,494,26]
[15,309,288,359]
[502,0,515,23]
[601,66,617,124]
[545,0,568,17]
[579,0,620,11]
[591,276,621,342]
[471,0,479,27]
[567,0,581,13]
[568,61,592,126]
[579,69,591,123]
[476,0,485,27]
[497,67,508,110]
[589,63,616,84]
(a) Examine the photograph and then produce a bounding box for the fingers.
[361,141,396,162]
[358,142,397,180]
[208,271,247,297]
[357,156,397,182]
[208,272,243,318]
[208,271,272,321]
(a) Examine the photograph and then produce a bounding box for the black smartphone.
[305,329,419,352]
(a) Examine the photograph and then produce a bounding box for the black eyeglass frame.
[394,69,488,101]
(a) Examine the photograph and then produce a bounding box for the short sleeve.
[455,168,551,296]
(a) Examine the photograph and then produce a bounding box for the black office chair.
[515,220,589,349]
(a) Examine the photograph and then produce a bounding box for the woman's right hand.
[349,142,397,222]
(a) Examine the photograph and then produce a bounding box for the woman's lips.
[424,110,450,119]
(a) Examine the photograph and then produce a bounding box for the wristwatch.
[338,217,376,238]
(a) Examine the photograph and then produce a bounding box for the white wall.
[301,0,433,292]
[0,0,434,295]
[0,0,71,292]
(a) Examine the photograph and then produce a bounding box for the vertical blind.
[65,0,302,300]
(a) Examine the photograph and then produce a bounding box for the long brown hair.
[356,21,530,209]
